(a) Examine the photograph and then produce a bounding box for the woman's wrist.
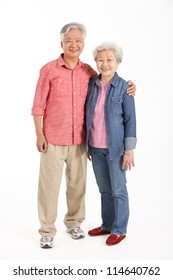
[124,150,134,155]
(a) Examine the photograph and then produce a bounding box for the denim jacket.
[86,73,137,160]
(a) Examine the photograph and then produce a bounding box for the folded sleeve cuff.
[124,137,137,150]
[31,107,44,116]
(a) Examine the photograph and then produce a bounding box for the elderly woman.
[86,42,137,245]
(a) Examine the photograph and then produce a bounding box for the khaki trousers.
[38,144,87,237]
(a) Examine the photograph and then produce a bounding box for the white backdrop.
[0,0,173,278]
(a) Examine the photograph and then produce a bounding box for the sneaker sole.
[71,234,85,240]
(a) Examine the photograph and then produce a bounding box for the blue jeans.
[90,147,129,235]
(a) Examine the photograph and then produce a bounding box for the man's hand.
[127,80,136,96]
[36,134,48,152]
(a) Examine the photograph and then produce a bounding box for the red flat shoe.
[88,227,110,236]
[106,234,126,245]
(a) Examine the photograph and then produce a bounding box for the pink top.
[31,55,96,145]
[89,81,109,148]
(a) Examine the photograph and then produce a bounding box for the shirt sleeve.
[31,67,50,116]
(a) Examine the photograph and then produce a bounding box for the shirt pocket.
[51,77,69,99]
[111,96,123,115]
[80,77,90,97]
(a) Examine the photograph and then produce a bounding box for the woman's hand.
[122,150,135,170]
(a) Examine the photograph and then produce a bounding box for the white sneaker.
[40,236,54,248]
[67,227,85,240]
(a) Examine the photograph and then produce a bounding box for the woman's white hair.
[93,42,123,63]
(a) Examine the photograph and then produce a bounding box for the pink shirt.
[32,55,97,145]
[89,81,109,148]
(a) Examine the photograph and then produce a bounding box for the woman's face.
[96,49,119,81]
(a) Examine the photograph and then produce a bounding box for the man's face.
[61,28,85,59]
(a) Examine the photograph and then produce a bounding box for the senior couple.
[32,22,137,248]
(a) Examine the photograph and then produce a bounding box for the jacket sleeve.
[122,91,137,150]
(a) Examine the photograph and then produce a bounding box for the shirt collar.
[56,54,85,68]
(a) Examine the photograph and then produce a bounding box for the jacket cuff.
[124,137,137,150]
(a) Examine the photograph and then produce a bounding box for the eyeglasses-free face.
[61,28,85,59]
[96,49,119,82]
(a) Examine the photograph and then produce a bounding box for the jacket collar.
[91,73,119,87]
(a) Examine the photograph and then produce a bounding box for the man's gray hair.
[93,42,123,63]
[60,22,87,40]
